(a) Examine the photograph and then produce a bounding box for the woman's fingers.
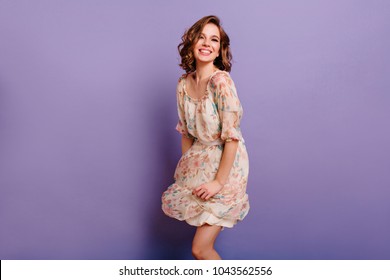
[193,186,203,195]
[193,185,211,200]
[193,185,202,194]
[193,183,218,200]
[194,187,204,196]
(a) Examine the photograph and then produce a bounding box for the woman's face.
[193,23,221,66]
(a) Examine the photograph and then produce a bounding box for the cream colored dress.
[161,70,249,228]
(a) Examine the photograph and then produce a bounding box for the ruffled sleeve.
[213,72,244,142]
[175,76,193,138]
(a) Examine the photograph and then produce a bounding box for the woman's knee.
[192,243,210,260]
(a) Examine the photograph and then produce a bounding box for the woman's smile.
[199,48,212,56]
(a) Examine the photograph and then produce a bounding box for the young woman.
[162,15,250,260]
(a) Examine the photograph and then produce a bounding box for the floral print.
[161,70,249,228]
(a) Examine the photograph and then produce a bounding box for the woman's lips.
[199,49,212,56]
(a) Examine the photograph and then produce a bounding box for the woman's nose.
[202,39,210,46]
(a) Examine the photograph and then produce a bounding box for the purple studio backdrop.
[0,0,389,260]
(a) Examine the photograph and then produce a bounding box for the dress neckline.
[182,70,224,102]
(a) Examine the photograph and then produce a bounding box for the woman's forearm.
[215,140,239,185]
[181,135,194,155]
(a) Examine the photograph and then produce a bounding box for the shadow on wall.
[143,79,195,260]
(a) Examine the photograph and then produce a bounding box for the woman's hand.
[193,180,224,200]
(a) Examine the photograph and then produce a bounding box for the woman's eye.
[212,39,219,42]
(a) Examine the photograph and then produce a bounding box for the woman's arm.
[181,135,194,155]
[193,140,239,200]
[215,140,239,184]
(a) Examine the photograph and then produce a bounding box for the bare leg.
[192,224,222,260]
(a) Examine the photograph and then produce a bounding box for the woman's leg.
[192,224,222,260]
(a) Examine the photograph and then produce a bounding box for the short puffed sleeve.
[212,72,244,142]
[175,76,193,138]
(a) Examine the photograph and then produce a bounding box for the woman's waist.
[193,138,224,146]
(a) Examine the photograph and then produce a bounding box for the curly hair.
[178,15,232,73]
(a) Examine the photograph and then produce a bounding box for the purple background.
[1,0,389,260]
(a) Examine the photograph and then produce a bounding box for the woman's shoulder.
[209,70,233,88]
[176,73,189,95]
[178,72,191,83]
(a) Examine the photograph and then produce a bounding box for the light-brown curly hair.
[178,15,232,73]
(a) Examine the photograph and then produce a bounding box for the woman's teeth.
[199,49,211,55]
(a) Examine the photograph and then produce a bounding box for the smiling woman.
[177,15,232,74]
[161,15,250,260]
[192,24,221,77]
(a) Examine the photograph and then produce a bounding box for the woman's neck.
[193,63,218,85]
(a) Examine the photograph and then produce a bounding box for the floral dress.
[161,70,249,228]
